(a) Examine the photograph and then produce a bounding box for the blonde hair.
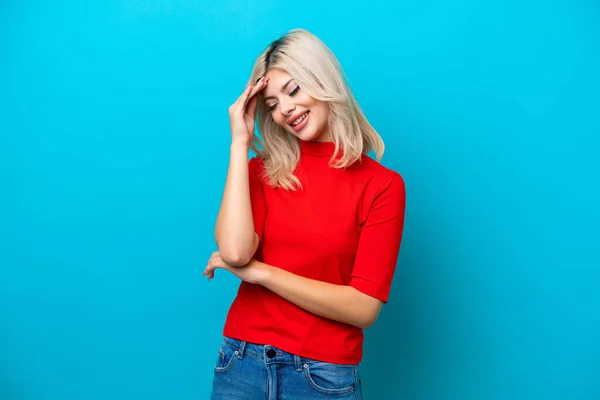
[249,28,385,190]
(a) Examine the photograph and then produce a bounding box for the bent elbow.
[357,315,377,330]
[219,250,253,267]
[217,233,259,267]
[350,289,383,329]
[356,302,383,329]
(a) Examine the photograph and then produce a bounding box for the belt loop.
[294,355,303,372]
[237,340,247,359]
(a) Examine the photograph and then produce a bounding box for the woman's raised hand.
[228,76,269,147]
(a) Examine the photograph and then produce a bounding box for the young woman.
[203,28,406,399]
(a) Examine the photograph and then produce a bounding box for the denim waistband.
[222,336,330,371]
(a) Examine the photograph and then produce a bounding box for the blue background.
[1,1,598,399]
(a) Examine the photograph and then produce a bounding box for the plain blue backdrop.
[1,1,598,399]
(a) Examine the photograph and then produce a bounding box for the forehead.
[262,69,295,96]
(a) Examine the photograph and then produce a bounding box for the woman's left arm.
[259,174,407,329]
[203,255,380,328]
[259,261,383,329]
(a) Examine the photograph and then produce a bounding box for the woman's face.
[262,69,331,142]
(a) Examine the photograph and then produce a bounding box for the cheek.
[313,104,329,125]
[271,113,284,126]
[270,112,288,129]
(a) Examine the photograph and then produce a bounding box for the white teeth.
[292,112,308,126]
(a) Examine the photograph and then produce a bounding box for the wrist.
[253,260,274,286]
[231,139,251,152]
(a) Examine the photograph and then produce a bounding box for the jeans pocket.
[214,342,238,373]
[303,361,357,395]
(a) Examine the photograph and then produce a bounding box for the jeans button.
[266,349,276,358]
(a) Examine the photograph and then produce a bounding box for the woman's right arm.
[214,77,269,266]
[214,142,259,266]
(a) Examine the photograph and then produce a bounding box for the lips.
[290,111,310,132]
[287,111,309,126]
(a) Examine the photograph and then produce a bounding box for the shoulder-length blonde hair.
[248,28,384,190]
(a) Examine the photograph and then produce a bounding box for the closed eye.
[266,85,300,111]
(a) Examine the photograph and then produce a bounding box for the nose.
[279,99,295,116]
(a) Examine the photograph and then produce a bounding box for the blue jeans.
[210,336,364,399]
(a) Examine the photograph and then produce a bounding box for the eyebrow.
[263,78,294,101]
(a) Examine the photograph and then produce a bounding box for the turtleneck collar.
[300,140,337,157]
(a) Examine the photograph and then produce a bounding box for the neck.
[300,140,336,157]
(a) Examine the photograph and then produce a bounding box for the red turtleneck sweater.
[222,140,406,364]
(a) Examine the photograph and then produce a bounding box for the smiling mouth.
[291,111,309,126]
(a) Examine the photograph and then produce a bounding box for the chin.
[291,124,326,142]
[296,131,320,141]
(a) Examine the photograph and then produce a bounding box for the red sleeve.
[349,173,406,303]
[249,157,267,240]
